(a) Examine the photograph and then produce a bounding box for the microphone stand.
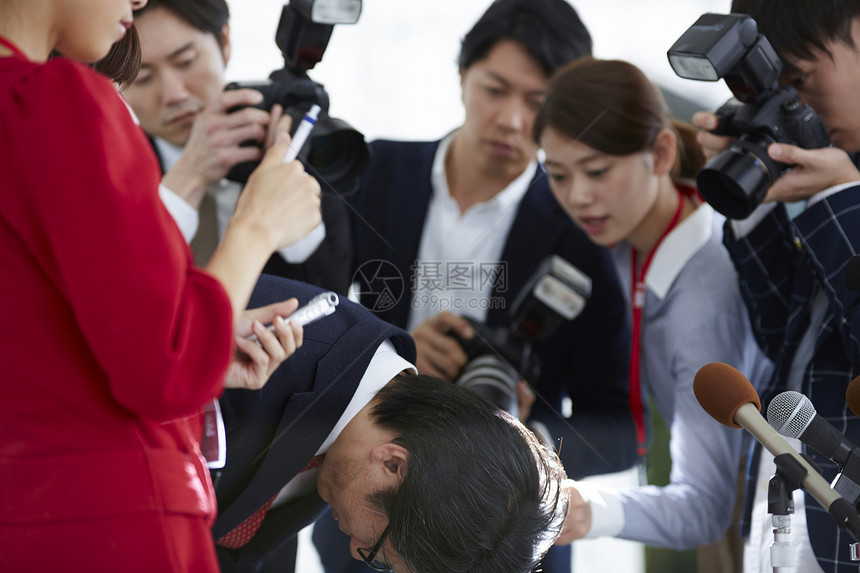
[835,469,860,569]
[832,469,860,568]
[768,454,805,572]
[772,454,860,571]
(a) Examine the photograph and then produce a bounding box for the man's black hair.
[135,0,230,47]
[732,0,860,66]
[458,0,592,76]
[370,374,567,573]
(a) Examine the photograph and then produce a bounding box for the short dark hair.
[534,57,706,179]
[92,25,142,90]
[731,0,860,65]
[458,0,592,76]
[135,0,230,47]
[370,374,568,573]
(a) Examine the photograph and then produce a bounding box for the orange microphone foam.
[847,375,860,419]
[693,362,761,428]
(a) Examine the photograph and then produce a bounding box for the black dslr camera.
[447,256,591,418]
[225,0,370,195]
[668,13,830,219]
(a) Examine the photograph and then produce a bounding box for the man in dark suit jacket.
[693,1,860,570]
[315,1,636,572]
[213,274,571,573]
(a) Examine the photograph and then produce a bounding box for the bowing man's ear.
[370,443,409,484]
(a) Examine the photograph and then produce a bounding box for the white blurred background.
[227,0,733,141]
[225,1,733,571]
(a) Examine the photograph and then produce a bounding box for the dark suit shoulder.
[368,139,439,160]
[359,140,438,192]
[225,274,415,425]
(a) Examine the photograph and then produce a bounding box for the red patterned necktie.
[215,453,325,549]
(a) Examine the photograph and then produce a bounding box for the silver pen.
[247,291,339,344]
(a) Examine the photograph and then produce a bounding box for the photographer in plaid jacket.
[693,1,860,571]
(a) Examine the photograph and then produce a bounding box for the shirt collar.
[431,130,537,213]
[153,137,184,171]
[644,203,716,299]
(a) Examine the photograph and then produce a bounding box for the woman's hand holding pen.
[231,131,322,252]
[206,112,321,327]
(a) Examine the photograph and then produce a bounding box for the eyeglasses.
[357,524,392,571]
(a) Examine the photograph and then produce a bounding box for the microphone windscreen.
[694,362,761,428]
[847,375,860,419]
[845,255,860,293]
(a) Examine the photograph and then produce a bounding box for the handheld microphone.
[767,391,858,467]
[768,390,860,505]
[694,363,860,538]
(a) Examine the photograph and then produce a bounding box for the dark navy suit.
[725,189,860,572]
[314,139,637,573]
[212,274,415,573]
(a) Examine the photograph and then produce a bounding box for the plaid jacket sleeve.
[725,187,860,572]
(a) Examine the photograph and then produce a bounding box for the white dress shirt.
[407,131,536,330]
[269,339,416,507]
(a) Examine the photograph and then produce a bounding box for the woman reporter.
[0,1,319,571]
[536,57,771,551]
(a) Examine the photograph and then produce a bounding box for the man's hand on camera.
[411,312,473,381]
[691,111,860,204]
[691,110,732,161]
[555,480,592,545]
[162,88,272,209]
[763,143,860,203]
[226,298,304,390]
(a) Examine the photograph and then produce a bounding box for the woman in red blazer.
[0,1,321,571]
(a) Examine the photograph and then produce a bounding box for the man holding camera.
[692,1,860,570]
[319,1,636,572]
[124,0,352,294]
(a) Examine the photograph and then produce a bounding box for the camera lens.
[696,131,780,220]
[308,130,367,182]
[456,355,520,415]
[302,115,370,195]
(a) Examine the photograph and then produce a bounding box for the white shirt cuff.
[159,183,199,243]
[728,181,860,239]
[728,202,777,239]
[574,481,625,539]
[806,180,860,208]
[278,222,326,263]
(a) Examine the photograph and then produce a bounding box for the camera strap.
[628,189,687,459]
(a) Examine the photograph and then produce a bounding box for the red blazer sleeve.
[0,59,232,420]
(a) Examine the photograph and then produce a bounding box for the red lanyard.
[0,36,27,60]
[628,190,686,457]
